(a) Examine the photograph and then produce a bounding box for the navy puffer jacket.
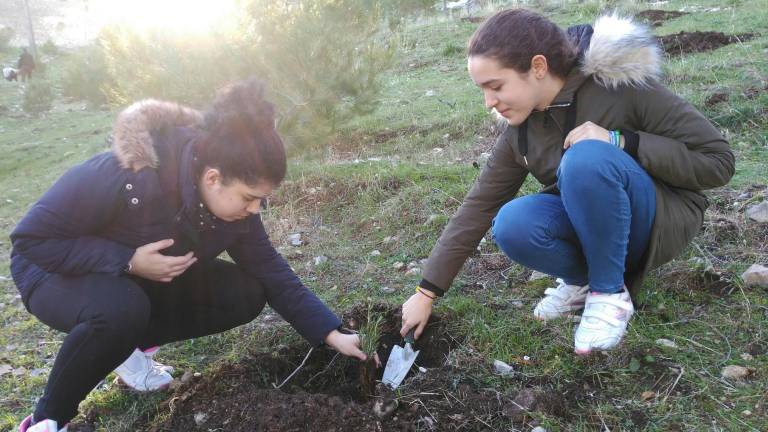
[10,102,340,347]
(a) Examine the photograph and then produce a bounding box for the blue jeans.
[492,140,656,293]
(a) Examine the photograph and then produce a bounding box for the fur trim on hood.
[580,14,662,89]
[111,99,203,172]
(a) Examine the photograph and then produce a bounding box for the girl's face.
[198,168,274,222]
[468,55,544,126]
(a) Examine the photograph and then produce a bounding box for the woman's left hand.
[563,121,610,149]
[324,330,369,361]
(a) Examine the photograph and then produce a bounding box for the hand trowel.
[381,329,420,389]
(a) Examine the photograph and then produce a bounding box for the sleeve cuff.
[619,129,639,159]
[419,278,445,297]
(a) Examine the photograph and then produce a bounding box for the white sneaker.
[18,415,68,432]
[533,278,589,321]
[114,348,173,392]
[574,289,634,355]
[142,346,174,374]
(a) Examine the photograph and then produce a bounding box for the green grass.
[1,0,767,430]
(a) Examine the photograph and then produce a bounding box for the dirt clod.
[635,10,688,27]
[658,31,755,56]
[705,91,729,107]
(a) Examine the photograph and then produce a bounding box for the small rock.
[287,233,302,246]
[656,338,678,349]
[493,359,514,376]
[193,412,208,426]
[529,271,549,281]
[418,366,427,373]
[11,367,27,377]
[425,90,436,97]
[193,372,202,378]
[393,262,405,270]
[503,388,537,420]
[742,410,752,417]
[431,147,443,154]
[30,368,48,377]
[180,370,194,384]
[383,236,398,244]
[741,264,768,288]
[721,365,753,380]
[313,255,328,266]
[746,202,768,223]
[0,364,12,376]
[405,268,421,276]
[740,353,754,361]
[380,286,396,294]
[372,398,398,419]
[531,427,548,432]
[370,250,381,256]
[641,390,656,401]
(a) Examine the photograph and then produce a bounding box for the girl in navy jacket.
[11,78,366,431]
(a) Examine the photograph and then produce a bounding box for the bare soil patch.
[67,305,587,431]
[635,10,688,27]
[659,31,755,56]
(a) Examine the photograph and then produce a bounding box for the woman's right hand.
[400,290,434,339]
[128,239,197,282]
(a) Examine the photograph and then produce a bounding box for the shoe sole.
[114,377,171,393]
[574,338,626,356]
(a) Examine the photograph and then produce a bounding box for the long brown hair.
[468,9,577,79]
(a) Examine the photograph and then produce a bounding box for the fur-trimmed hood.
[578,14,662,89]
[111,100,204,172]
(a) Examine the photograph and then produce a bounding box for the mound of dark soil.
[124,305,570,431]
[659,31,755,56]
[635,9,688,27]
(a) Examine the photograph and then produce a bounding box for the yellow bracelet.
[416,286,436,300]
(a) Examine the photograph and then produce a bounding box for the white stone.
[493,359,514,376]
[393,262,405,270]
[741,264,768,288]
[313,256,328,266]
[193,412,208,425]
[425,90,436,97]
[370,250,381,256]
[656,338,679,349]
[380,286,396,294]
[531,427,548,432]
[288,233,302,246]
[746,202,768,223]
[529,271,549,281]
[721,365,752,380]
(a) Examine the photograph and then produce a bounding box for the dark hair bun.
[204,77,276,134]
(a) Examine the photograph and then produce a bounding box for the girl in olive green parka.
[401,10,734,355]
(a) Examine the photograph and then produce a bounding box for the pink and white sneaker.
[18,415,68,432]
[533,278,589,321]
[574,289,634,355]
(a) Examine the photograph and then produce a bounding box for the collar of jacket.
[540,68,590,111]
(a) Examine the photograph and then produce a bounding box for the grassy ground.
[1,0,767,430]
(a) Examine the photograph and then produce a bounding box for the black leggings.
[27,259,267,424]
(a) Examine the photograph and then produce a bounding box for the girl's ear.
[530,54,549,79]
[202,168,222,186]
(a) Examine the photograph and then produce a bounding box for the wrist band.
[609,130,621,148]
[416,286,436,300]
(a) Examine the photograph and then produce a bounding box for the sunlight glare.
[92,0,239,34]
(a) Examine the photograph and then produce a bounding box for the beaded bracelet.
[415,286,436,300]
